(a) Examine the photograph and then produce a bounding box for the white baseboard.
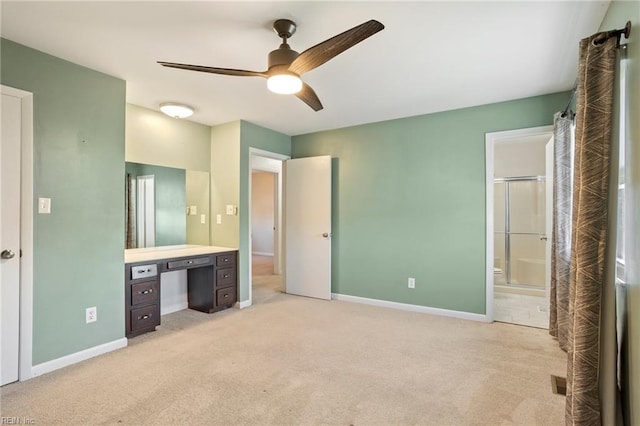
[161,302,189,316]
[331,293,488,322]
[31,337,127,379]
[237,299,252,309]
[252,252,274,257]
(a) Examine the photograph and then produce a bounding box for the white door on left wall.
[1,92,22,385]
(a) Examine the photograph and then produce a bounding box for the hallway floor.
[251,254,283,305]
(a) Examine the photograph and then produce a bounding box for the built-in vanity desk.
[124,245,238,338]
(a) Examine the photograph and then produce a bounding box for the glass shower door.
[494,177,546,288]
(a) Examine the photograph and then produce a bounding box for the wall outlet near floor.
[86,307,97,323]
[408,277,415,289]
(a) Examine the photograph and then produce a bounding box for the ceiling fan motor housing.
[268,46,299,72]
[268,19,299,73]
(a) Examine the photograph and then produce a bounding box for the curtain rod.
[560,79,577,118]
[561,21,632,117]
[594,21,631,46]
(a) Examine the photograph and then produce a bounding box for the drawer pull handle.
[224,294,229,298]
[138,314,151,320]
[139,289,153,295]
[224,258,229,262]
[223,274,230,278]
[187,260,193,264]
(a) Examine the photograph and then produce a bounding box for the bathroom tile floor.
[494,291,549,329]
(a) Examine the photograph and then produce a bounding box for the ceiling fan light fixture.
[267,73,302,95]
[159,102,194,119]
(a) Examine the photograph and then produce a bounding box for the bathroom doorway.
[486,126,553,328]
[248,149,287,305]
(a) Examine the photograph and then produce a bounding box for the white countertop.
[125,244,237,264]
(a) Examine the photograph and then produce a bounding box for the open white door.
[1,92,22,385]
[284,156,331,300]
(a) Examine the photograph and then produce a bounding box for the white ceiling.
[1,1,610,136]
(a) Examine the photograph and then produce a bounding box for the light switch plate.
[189,205,197,215]
[216,214,222,225]
[226,205,235,215]
[200,214,206,224]
[38,197,51,214]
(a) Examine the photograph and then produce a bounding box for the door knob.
[322,233,331,238]
[1,249,16,260]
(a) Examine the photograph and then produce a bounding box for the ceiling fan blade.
[295,82,323,111]
[158,62,267,78]
[288,20,384,76]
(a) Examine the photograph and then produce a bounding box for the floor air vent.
[551,375,567,395]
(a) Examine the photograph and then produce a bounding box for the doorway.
[248,149,288,305]
[136,175,155,247]
[486,126,553,328]
[0,85,34,384]
[251,170,281,303]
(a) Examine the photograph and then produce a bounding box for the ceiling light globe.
[267,74,302,95]
[159,103,194,119]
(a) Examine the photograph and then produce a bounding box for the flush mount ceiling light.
[159,102,194,119]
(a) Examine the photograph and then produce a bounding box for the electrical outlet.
[86,307,97,323]
[408,277,415,289]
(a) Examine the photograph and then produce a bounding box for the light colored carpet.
[0,256,566,425]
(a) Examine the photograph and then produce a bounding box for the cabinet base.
[188,303,235,314]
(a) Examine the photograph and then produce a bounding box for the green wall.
[1,39,126,364]
[600,1,640,423]
[292,92,569,314]
[125,162,186,247]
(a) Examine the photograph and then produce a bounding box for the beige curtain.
[549,112,574,352]
[565,33,619,425]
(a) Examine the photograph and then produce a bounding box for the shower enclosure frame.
[494,175,546,287]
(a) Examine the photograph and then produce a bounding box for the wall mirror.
[125,162,210,248]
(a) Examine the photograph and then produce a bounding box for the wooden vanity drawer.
[130,264,157,280]
[130,305,159,332]
[131,280,159,306]
[216,253,235,266]
[216,286,236,307]
[216,267,236,288]
[167,256,211,270]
